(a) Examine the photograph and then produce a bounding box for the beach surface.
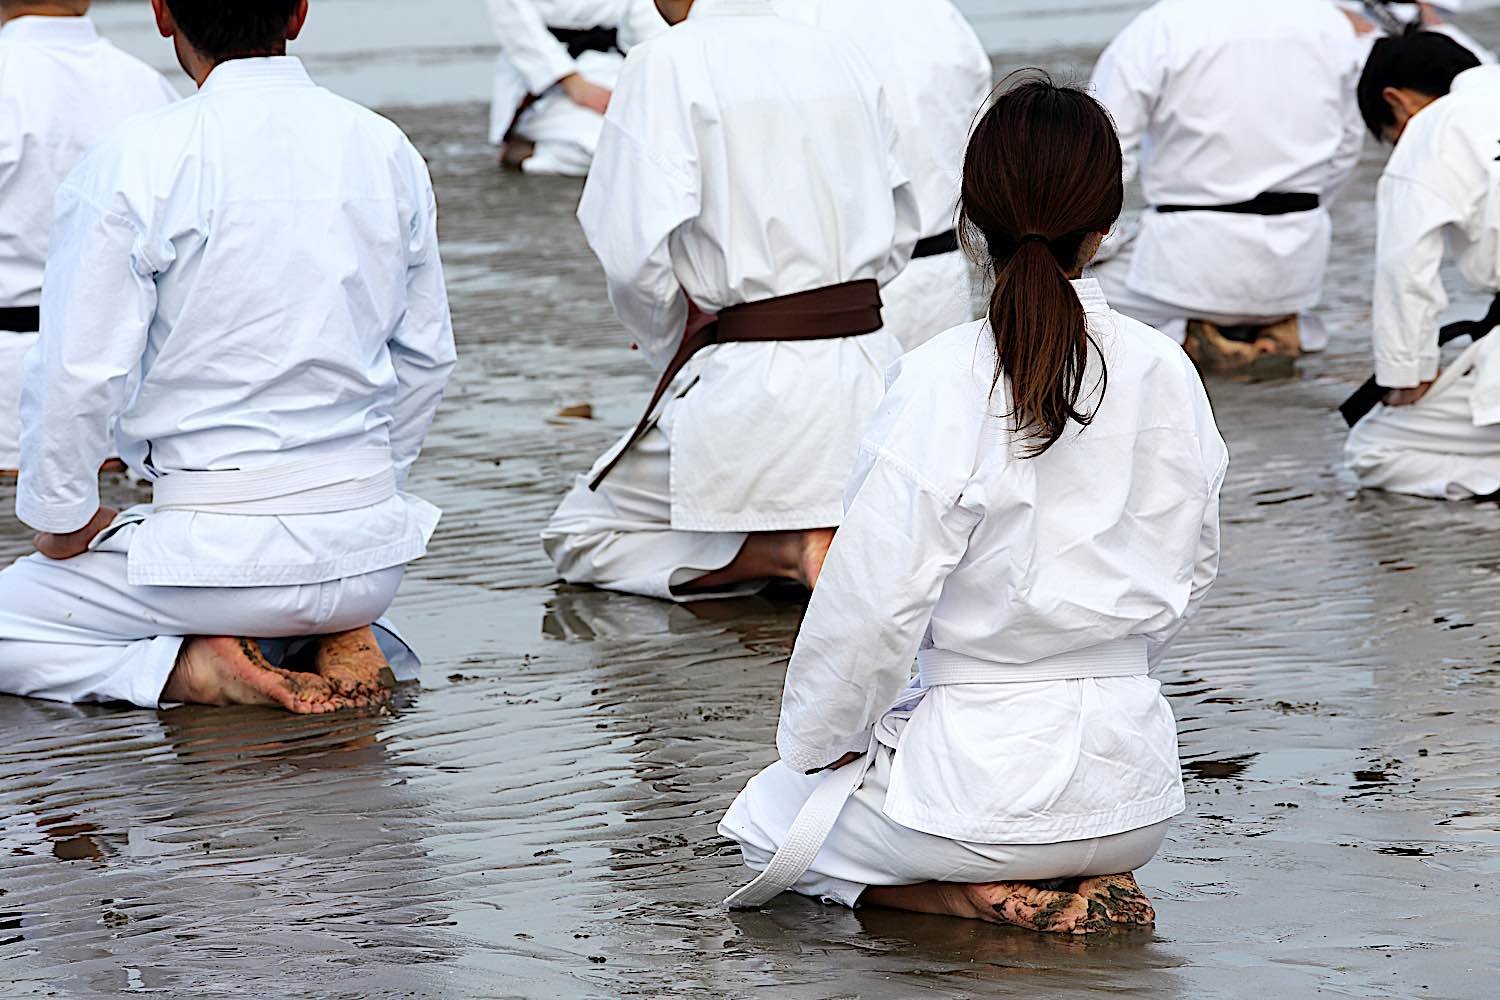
[3,4,1499,997]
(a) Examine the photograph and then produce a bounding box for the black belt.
[1155,192,1321,216]
[0,306,39,333]
[913,229,960,259]
[1340,292,1500,427]
[549,26,620,59]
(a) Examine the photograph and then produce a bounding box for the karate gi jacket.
[1373,64,1500,418]
[0,16,177,311]
[18,58,456,589]
[577,0,920,533]
[776,280,1227,844]
[1091,0,1365,317]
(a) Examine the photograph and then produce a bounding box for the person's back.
[1,0,455,717]
[1090,0,1365,356]
[34,61,447,479]
[720,77,1226,933]
[0,5,177,470]
[774,0,991,350]
[592,6,912,326]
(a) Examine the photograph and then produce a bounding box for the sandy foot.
[165,636,361,715]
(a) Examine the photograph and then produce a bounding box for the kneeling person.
[0,0,456,712]
[721,79,1226,933]
[1089,0,1365,371]
[542,0,919,601]
[1345,32,1500,499]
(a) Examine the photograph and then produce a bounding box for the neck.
[2,4,86,24]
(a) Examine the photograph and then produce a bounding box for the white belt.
[152,448,397,515]
[724,636,1150,910]
[917,637,1149,687]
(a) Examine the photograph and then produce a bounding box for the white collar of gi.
[687,0,776,20]
[0,15,100,47]
[1449,65,1494,96]
[1071,277,1110,316]
[200,56,315,96]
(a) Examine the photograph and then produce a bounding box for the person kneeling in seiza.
[543,0,920,601]
[719,77,1227,934]
[1088,0,1366,374]
[1344,32,1500,500]
[0,0,456,712]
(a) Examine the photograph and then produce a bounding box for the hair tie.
[1018,234,1050,245]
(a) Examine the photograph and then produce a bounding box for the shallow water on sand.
[5,9,1500,1000]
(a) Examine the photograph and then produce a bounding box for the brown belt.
[589,278,884,491]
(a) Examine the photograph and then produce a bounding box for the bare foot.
[967,882,1112,935]
[862,880,1110,936]
[164,636,359,714]
[1075,873,1156,926]
[798,528,835,590]
[677,528,837,596]
[314,626,393,704]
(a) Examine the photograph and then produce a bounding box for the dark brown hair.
[960,73,1124,457]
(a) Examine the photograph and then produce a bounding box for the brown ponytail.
[959,73,1124,457]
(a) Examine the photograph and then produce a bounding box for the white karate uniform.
[0,57,456,708]
[543,0,920,601]
[1346,66,1500,500]
[0,15,177,470]
[774,0,992,351]
[486,0,665,176]
[721,279,1227,907]
[1089,0,1366,349]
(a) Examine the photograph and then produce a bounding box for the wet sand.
[5,11,1500,1000]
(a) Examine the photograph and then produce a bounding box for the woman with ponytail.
[719,76,1228,934]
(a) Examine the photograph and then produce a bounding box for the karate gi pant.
[1091,237,1328,352]
[1345,339,1500,500]
[543,399,761,602]
[0,550,410,709]
[0,331,37,470]
[720,745,1171,908]
[497,51,623,177]
[882,249,977,353]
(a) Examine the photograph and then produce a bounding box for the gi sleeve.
[1089,12,1162,186]
[389,160,458,488]
[576,49,700,369]
[775,353,984,773]
[1144,366,1229,668]
[16,184,154,534]
[1372,174,1463,388]
[486,0,578,95]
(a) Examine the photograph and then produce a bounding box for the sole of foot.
[1075,873,1156,926]
[314,626,394,706]
[966,882,1113,936]
[166,636,362,715]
